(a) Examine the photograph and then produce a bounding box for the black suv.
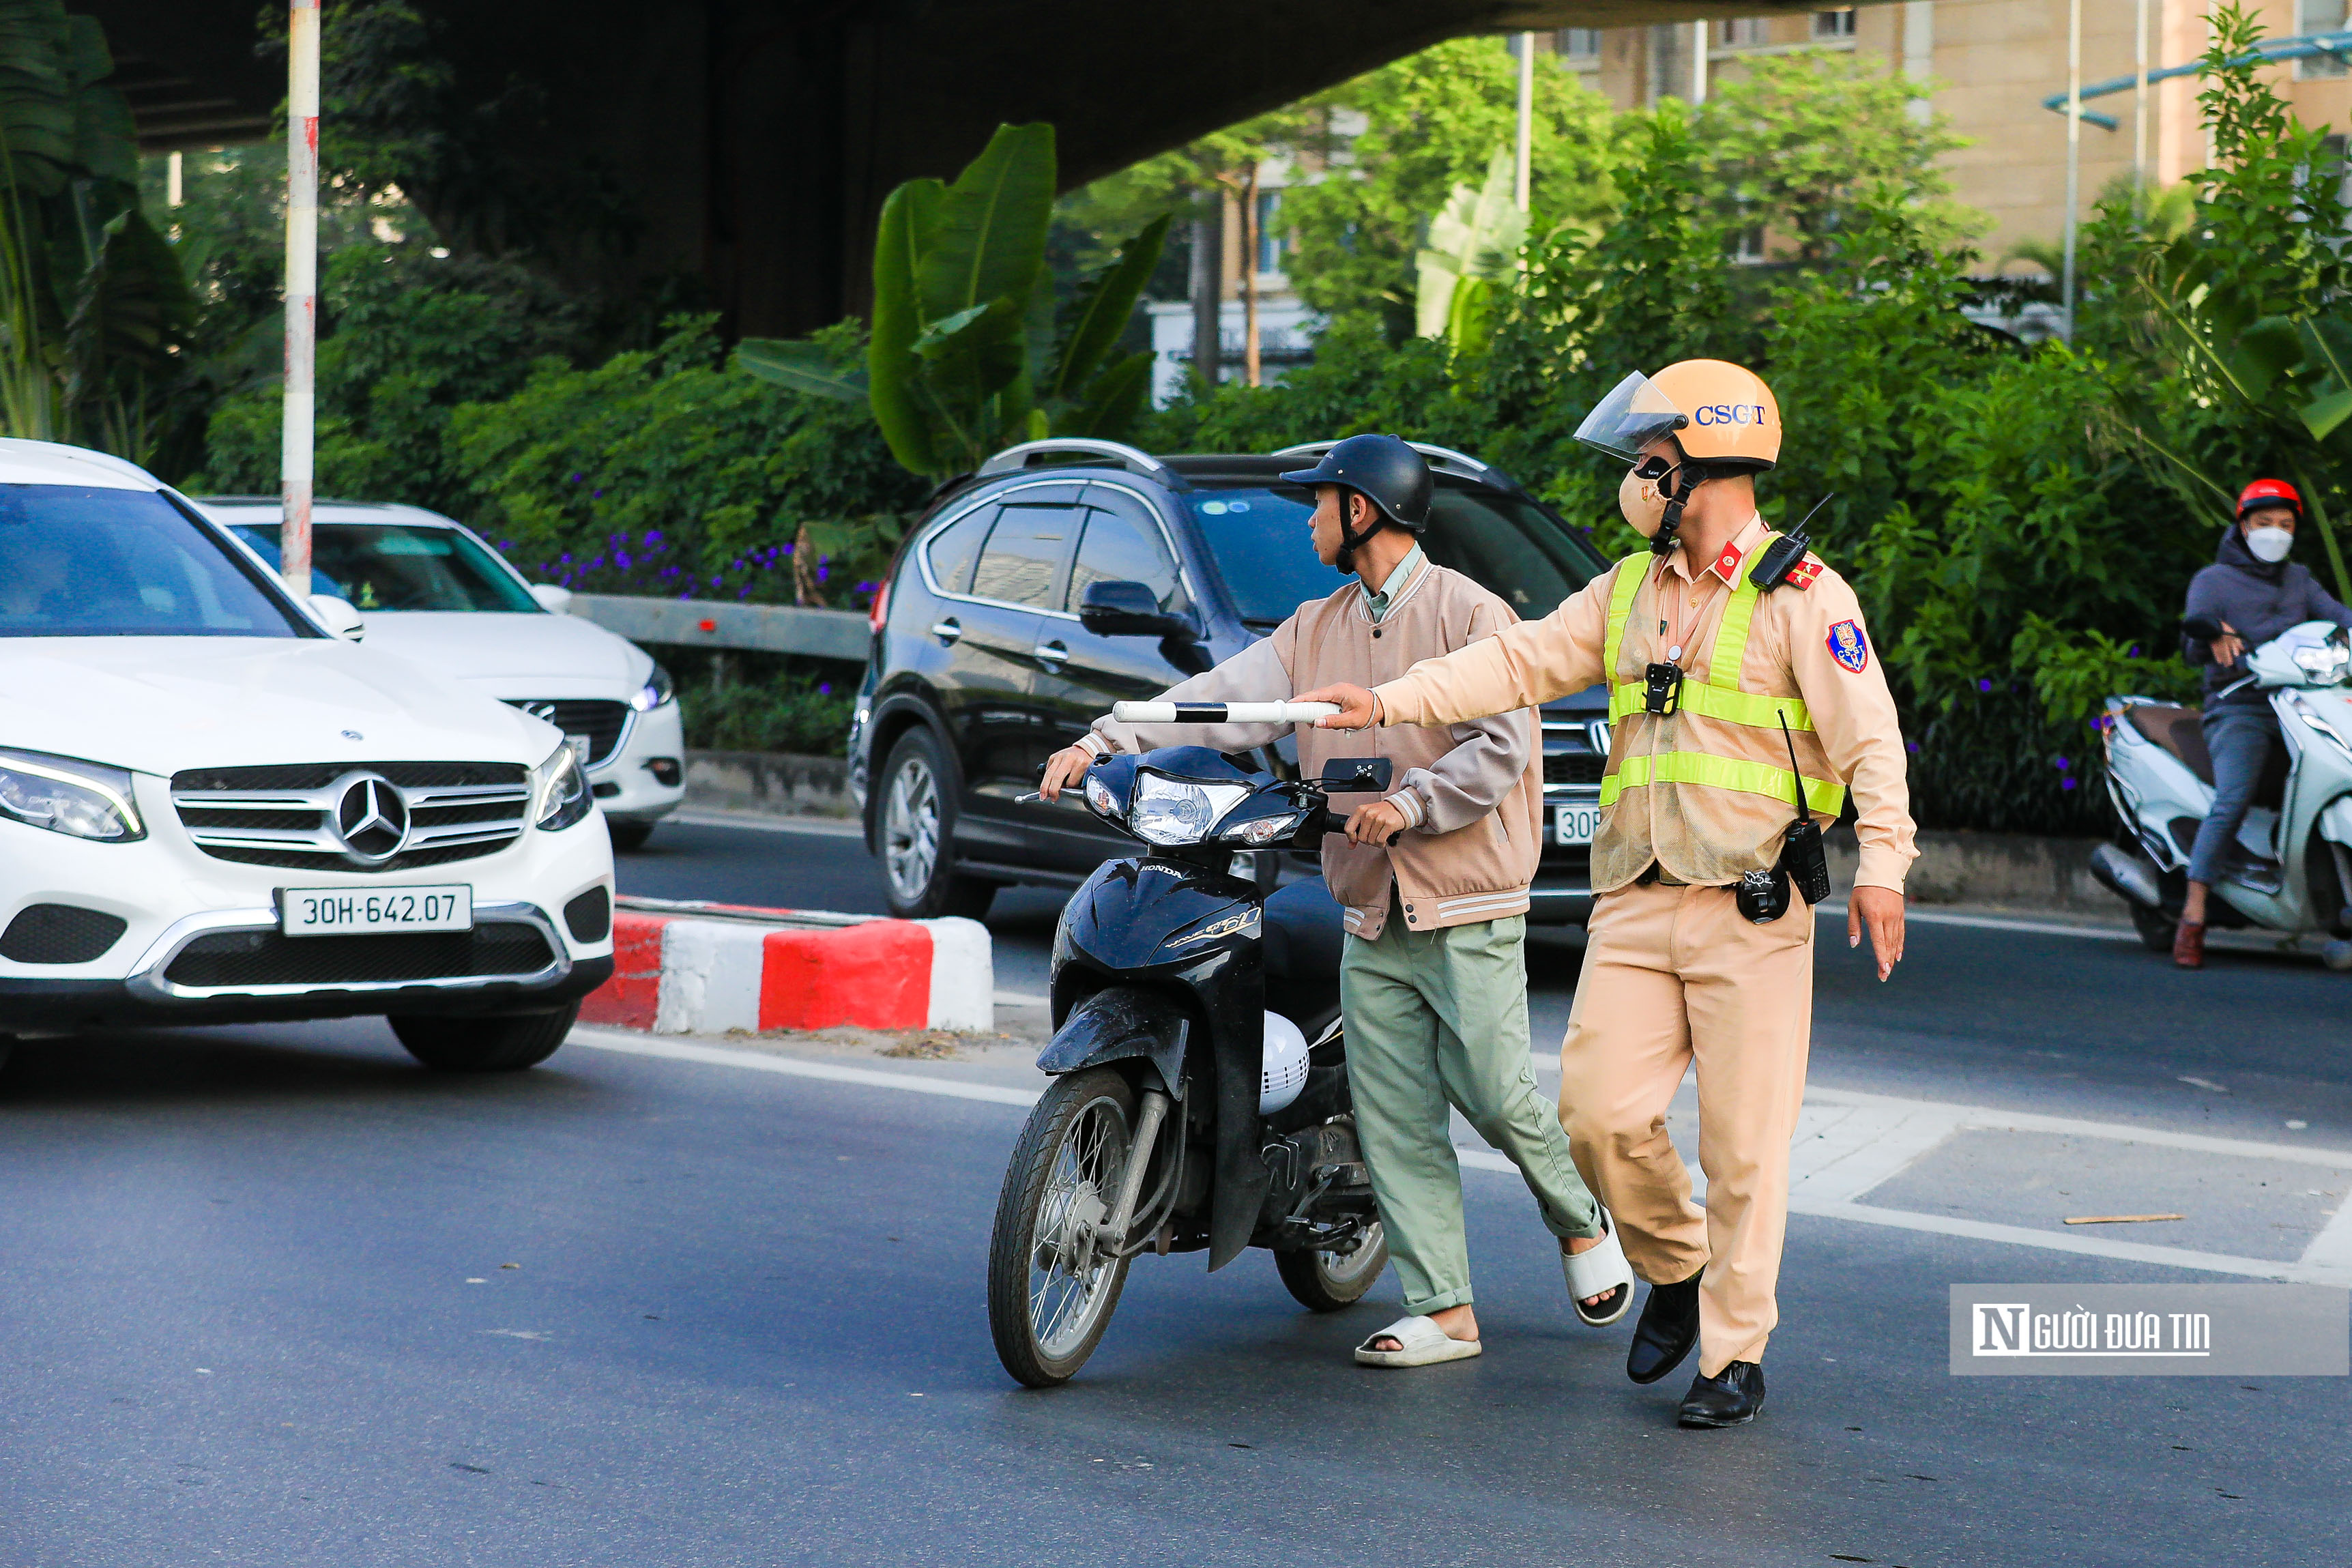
[848,438,1614,921]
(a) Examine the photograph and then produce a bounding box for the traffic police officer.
[1298,363,1917,1425]
[1039,435,1633,1367]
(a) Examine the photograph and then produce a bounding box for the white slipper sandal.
[1563,1209,1636,1327]
[1353,1314,1483,1367]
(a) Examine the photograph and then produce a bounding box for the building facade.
[1563,1,2352,276]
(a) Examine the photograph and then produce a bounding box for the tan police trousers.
[1558,877,1814,1377]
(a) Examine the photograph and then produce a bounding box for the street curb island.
[581,895,992,1036]
[678,749,2122,919]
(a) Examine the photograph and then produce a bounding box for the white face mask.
[2246,525,2295,564]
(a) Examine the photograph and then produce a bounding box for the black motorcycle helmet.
[1277,435,1434,534]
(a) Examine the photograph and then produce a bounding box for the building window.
[1812,9,1857,38]
[1722,17,1769,48]
[1558,27,1601,61]
[1730,225,1769,265]
[2297,0,2348,78]
[1255,189,1285,276]
[1649,22,1691,102]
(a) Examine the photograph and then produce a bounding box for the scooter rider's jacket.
[1369,514,1918,895]
[1084,552,1542,938]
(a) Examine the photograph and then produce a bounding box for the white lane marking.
[993,991,1049,1007]
[1814,902,2137,942]
[669,810,865,837]
[1801,1083,2352,1171]
[571,1026,2352,1279]
[569,1028,1039,1107]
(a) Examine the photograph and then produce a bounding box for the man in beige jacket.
[1039,435,1631,1367]
[1301,364,1917,1426]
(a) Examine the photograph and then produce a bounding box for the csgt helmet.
[2237,478,2302,522]
[1277,433,1434,533]
[1575,359,1782,473]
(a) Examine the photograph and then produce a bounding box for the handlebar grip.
[1314,809,1402,847]
[1109,701,1339,726]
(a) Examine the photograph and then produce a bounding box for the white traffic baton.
[1109,701,1339,726]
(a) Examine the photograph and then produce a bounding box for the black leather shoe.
[1625,1271,1702,1385]
[1677,1361,1766,1427]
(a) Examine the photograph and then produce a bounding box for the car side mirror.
[1318,757,1393,793]
[530,583,574,614]
[308,593,365,642]
[1079,579,1192,640]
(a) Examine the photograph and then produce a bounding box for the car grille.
[170,761,532,873]
[1544,753,1604,788]
[162,920,556,989]
[503,699,630,765]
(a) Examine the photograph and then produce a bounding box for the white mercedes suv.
[0,441,615,1071]
[191,498,687,849]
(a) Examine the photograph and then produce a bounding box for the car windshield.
[231,521,540,612]
[1182,481,1608,626]
[0,484,307,638]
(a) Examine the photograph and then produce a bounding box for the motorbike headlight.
[2295,641,2351,686]
[1084,772,1121,819]
[532,741,594,831]
[1130,773,1250,847]
[630,662,677,712]
[1220,809,1307,845]
[0,748,143,842]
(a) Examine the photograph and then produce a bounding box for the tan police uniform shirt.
[1371,514,1917,895]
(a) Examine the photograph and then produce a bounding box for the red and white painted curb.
[580,897,991,1035]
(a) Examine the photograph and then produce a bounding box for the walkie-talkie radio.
[1735,712,1832,925]
[1746,493,1836,593]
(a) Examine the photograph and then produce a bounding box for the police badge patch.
[1827,620,1870,673]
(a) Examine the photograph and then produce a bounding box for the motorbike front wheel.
[987,1068,1139,1386]
[1274,1223,1389,1312]
[2128,900,2177,953]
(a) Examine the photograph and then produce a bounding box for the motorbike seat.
[2125,703,2286,807]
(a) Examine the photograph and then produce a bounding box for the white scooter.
[2095,621,2352,966]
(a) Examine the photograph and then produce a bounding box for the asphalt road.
[2,815,2347,1566]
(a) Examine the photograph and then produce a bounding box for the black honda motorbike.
[985,746,1393,1387]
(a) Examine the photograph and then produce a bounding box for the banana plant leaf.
[2223,316,2304,398]
[914,122,1054,332]
[63,207,188,407]
[1049,214,1169,402]
[61,15,131,188]
[734,338,867,402]
[0,0,88,199]
[868,177,944,474]
[1056,349,1154,440]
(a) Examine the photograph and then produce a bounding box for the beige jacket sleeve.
[1387,595,1533,834]
[1374,562,1622,727]
[1778,570,1917,893]
[1084,622,1297,756]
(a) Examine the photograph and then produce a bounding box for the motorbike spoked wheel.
[987,1069,1139,1387]
[1274,1223,1389,1312]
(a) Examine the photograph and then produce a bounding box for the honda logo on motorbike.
[332,772,409,863]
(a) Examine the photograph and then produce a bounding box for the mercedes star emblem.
[331,772,409,863]
[341,729,364,740]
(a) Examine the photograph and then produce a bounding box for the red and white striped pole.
[280,0,319,596]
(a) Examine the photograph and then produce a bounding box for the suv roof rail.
[1270,439,1521,493]
[976,437,1182,485]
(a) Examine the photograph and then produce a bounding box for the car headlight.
[1084,771,1121,819]
[533,741,594,831]
[1130,773,1251,847]
[631,663,676,712]
[0,748,143,842]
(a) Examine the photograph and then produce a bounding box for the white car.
[0,441,615,1070]
[192,497,686,850]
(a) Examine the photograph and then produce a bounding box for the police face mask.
[2246,524,2294,564]
[1618,466,1669,538]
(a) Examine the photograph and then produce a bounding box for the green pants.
[1340,911,1601,1316]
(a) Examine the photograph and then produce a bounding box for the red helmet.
[2237,478,2302,521]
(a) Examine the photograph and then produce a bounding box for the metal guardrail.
[567,594,871,662]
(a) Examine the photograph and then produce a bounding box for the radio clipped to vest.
[1737,711,1833,925]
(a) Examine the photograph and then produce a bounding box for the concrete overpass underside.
[85,1,1887,336]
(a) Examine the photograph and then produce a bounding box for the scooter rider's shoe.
[2173,919,2206,969]
[1676,1360,1765,1428]
[1625,1270,1702,1384]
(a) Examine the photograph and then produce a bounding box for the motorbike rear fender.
[1035,987,1189,1099]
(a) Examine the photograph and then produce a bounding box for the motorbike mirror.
[1079,579,1194,641]
[1318,756,1393,793]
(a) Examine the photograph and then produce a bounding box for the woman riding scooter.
[2175,479,2352,967]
